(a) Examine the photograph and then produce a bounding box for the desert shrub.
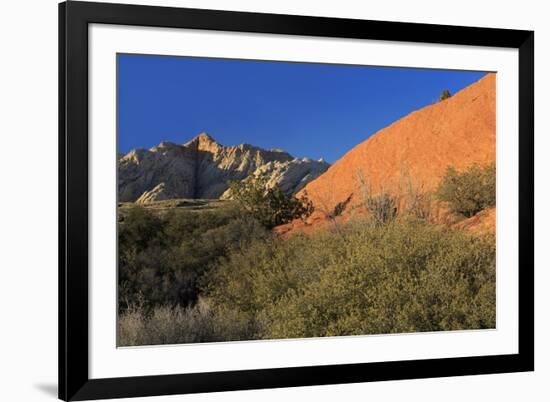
[261,219,495,338]
[118,207,166,251]
[397,173,437,221]
[364,191,398,225]
[117,298,254,346]
[205,217,495,339]
[355,172,399,225]
[202,234,328,316]
[330,194,353,219]
[119,179,495,344]
[118,204,270,312]
[355,169,437,223]
[161,203,245,246]
[402,189,435,221]
[228,174,314,229]
[439,89,452,101]
[436,163,496,218]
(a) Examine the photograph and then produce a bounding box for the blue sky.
[118,54,486,163]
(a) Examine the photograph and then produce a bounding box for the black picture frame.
[59,1,534,400]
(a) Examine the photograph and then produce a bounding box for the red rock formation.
[452,207,496,235]
[276,73,496,237]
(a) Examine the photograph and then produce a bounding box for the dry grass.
[118,298,254,346]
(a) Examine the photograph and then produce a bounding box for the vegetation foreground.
[118,164,496,346]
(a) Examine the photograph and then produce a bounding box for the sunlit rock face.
[118,132,329,203]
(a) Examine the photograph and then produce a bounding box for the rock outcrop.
[276,73,496,236]
[452,207,496,235]
[118,133,329,203]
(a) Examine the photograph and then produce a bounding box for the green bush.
[119,179,496,344]
[204,217,496,339]
[202,234,326,316]
[436,163,496,218]
[228,174,314,229]
[118,204,269,312]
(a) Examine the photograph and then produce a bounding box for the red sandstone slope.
[277,73,496,236]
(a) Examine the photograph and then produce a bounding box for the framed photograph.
[59,1,534,400]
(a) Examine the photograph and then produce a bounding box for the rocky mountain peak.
[118,132,330,203]
[184,132,220,153]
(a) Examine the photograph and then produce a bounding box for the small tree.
[439,89,452,101]
[228,174,314,229]
[436,163,496,218]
